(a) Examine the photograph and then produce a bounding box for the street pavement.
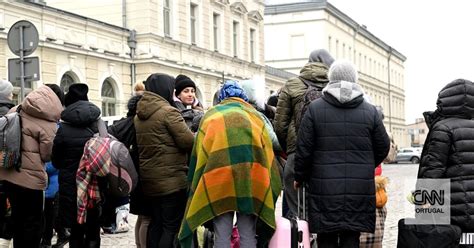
[58,163,418,247]
[382,163,419,247]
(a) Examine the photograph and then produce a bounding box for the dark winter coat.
[274,62,330,154]
[418,79,474,231]
[134,91,194,197]
[52,101,100,227]
[174,99,204,132]
[294,81,390,233]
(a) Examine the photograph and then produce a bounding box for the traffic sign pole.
[19,25,25,102]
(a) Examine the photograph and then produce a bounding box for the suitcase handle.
[297,184,306,220]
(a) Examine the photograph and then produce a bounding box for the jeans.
[5,182,44,248]
[317,231,361,248]
[147,189,187,248]
[213,212,257,248]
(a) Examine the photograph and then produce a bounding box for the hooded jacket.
[418,79,474,231]
[0,96,14,116]
[0,86,62,190]
[294,80,390,233]
[274,62,330,153]
[52,100,101,227]
[135,90,194,197]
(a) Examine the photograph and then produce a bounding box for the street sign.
[7,20,39,57]
[8,57,40,86]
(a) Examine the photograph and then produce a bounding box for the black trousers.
[69,206,101,247]
[41,197,56,245]
[147,189,187,248]
[5,182,44,248]
[0,189,12,240]
[317,230,361,248]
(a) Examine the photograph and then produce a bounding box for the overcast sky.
[328,0,474,124]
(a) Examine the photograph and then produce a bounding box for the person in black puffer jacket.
[294,60,390,247]
[0,79,13,248]
[52,84,102,248]
[418,79,474,231]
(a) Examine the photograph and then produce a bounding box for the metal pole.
[19,25,25,102]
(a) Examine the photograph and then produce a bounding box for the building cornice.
[265,1,406,62]
[17,1,130,33]
[135,33,265,69]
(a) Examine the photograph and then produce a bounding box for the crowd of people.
[0,47,470,248]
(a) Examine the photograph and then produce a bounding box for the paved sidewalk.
[58,164,417,247]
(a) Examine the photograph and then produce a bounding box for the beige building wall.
[265,1,409,148]
[406,118,428,147]
[0,1,132,115]
[1,0,283,117]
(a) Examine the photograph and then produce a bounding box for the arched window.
[101,78,116,116]
[60,72,78,93]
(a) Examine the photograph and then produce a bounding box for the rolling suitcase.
[269,186,311,248]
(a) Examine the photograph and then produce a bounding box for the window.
[358,53,362,68]
[342,43,346,58]
[101,78,116,117]
[250,28,256,62]
[335,40,339,58]
[163,0,171,37]
[328,36,332,53]
[213,13,220,51]
[60,72,77,93]
[190,4,197,44]
[233,21,239,57]
[290,34,304,58]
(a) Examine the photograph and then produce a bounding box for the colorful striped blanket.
[178,97,282,247]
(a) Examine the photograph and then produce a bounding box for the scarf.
[178,97,282,247]
[76,137,111,224]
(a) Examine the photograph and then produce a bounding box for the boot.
[52,228,70,248]
[0,239,10,248]
[68,239,84,248]
[85,239,100,248]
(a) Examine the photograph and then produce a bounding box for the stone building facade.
[264,0,409,148]
[1,0,285,119]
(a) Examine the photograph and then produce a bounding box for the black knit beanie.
[45,84,65,106]
[64,83,89,107]
[175,74,196,96]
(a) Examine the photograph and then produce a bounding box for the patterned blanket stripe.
[178,98,282,247]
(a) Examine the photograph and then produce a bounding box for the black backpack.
[295,77,323,131]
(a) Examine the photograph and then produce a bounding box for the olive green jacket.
[274,62,330,154]
[134,91,194,196]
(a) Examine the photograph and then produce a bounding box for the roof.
[265,65,297,79]
[265,0,406,62]
[20,1,130,33]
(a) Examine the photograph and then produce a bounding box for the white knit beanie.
[0,79,13,99]
[328,59,358,83]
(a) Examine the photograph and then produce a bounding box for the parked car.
[394,147,422,164]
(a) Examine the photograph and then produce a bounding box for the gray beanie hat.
[328,59,358,83]
[0,80,13,99]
